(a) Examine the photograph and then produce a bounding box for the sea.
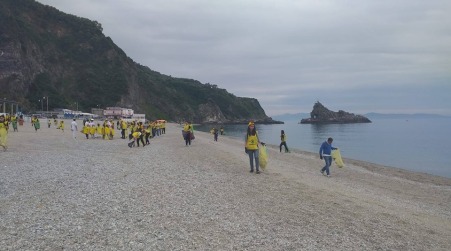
[194,116,451,178]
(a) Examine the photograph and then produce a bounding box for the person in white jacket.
[71,119,78,140]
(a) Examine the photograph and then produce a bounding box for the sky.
[36,0,451,116]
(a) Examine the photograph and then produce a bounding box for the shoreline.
[263,143,451,187]
[195,122,451,180]
[1,121,450,250]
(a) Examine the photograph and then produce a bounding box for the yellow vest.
[183,124,192,132]
[281,134,287,142]
[246,132,259,150]
[0,122,8,130]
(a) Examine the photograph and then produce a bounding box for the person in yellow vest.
[120,119,127,139]
[135,122,145,147]
[0,115,9,151]
[31,116,36,128]
[89,119,96,138]
[127,121,134,140]
[144,124,151,145]
[279,130,290,153]
[83,119,90,139]
[182,121,193,146]
[109,120,115,139]
[103,120,110,140]
[149,121,155,138]
[96,123,104,138]
[59,120,65,132]
[32,116,40,132]
[155,121,160,136]
[128,130,142,148]
[11,115,18,132]
[245,121,261,174]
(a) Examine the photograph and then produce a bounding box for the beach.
[1,121,450,250]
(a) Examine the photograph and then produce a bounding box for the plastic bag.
[331,149,344,168]
[259,144,268,169]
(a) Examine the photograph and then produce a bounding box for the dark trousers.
[185,132,191,146]
[121,129,126,139]
[137,135,145,147]
[145,133,150,144]
[280,142,289,152]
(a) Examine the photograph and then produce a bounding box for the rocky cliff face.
[300,102,371,124]
[197,99,227,123]
[0,0,279,124]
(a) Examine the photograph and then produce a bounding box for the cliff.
[300,102,371,124]
[0,0,280,124]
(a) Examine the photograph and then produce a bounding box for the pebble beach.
[1,120,450,250]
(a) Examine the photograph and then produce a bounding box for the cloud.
[37,0,451,115]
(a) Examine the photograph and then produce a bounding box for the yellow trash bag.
[259,144,268,169]
[331,149,344,168]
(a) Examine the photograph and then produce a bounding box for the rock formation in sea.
[300,101,371,124]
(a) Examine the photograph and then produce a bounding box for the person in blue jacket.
[319,137,337,177]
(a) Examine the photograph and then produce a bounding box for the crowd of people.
[69,118,167,146]
[1,113,339,176]
[0,114,168,150]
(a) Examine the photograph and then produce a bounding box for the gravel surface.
[1,121,450,250]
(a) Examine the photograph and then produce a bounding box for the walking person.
[0,115,9,151]
[120,119,127,139]
[213,127,219,141]
[279,130,290,153]
[11,115,18,132]
[70,118,78,140]
[245,121,260,174]
[59,120,65,132]
[83,119,90,139]
[32,116,40,132]
[88,119,96,138]
[183,121,193,146]
[144,126,151,145]
[319,137,337,177]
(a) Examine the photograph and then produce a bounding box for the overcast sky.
[37,0,451,116]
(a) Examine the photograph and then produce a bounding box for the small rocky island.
[300,101,371,124]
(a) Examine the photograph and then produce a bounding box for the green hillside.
[0,0,278,123]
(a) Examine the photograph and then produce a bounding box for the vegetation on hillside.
[0,0,272,123]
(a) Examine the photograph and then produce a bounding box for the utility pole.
[38,99,43,112]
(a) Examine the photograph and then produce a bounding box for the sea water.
[195,117,451,178]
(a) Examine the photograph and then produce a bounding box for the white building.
[104,107,134,119]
